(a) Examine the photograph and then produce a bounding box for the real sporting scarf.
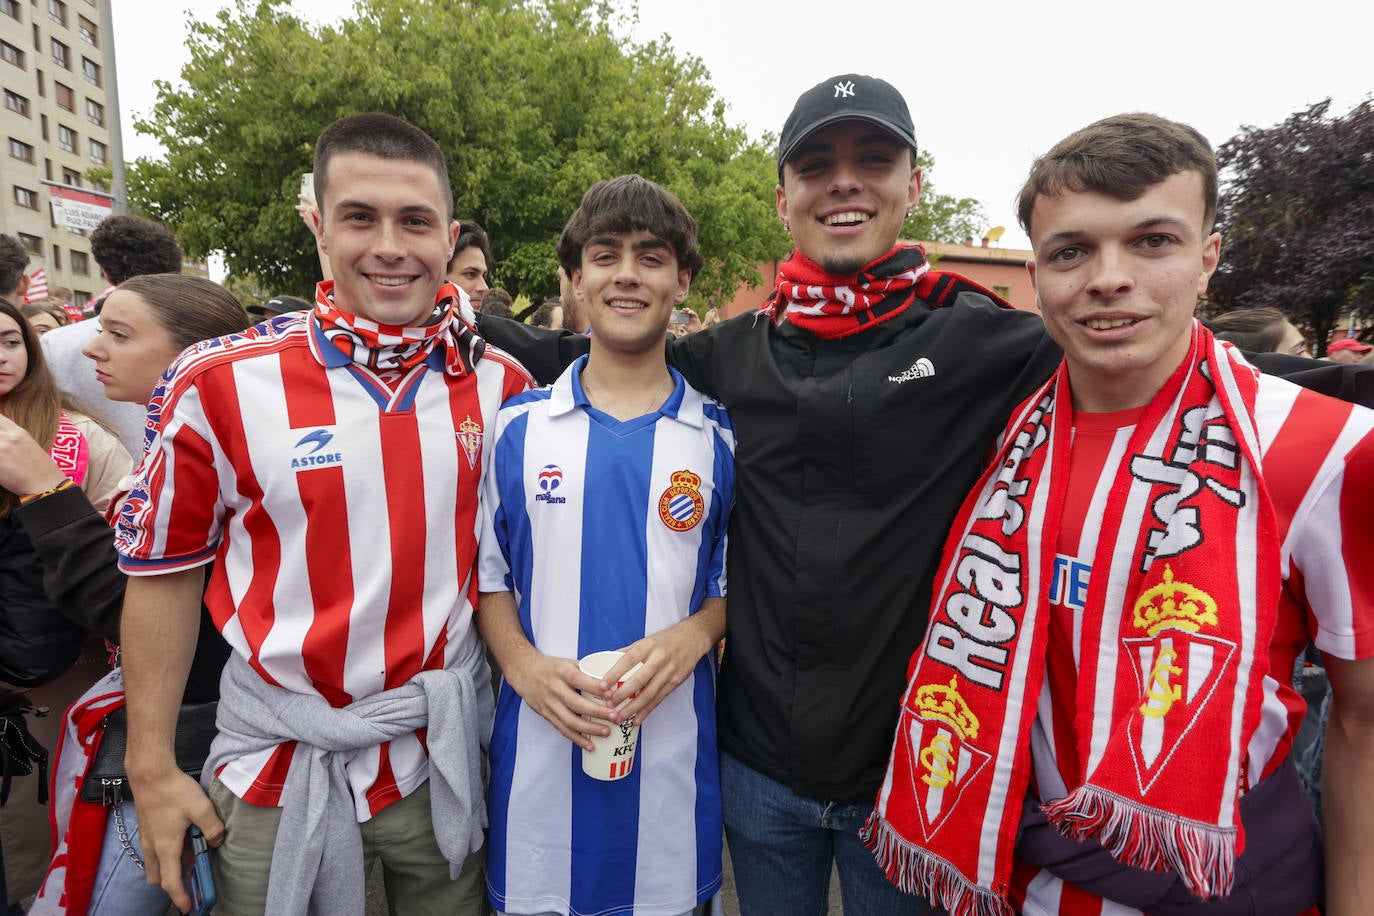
[864,324,1279,916]
[313,280,484,381]
[760,244,1013,338]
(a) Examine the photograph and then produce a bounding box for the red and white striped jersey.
[116,313,531,819]
[1021,373,1374,915]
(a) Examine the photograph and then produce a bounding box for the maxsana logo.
[535,464,567,504]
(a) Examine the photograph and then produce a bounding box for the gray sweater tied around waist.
[203,651,492,915]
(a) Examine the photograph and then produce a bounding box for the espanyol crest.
[657,469,705,532]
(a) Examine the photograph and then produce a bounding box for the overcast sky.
[112,0,1373,250]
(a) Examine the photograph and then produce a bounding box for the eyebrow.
[791,131,903,160]
[0,330,22,341]
[586,235,671,253]
[1039,216,1194,247]
[334,199,442,217]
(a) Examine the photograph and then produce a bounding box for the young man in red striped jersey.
[867,114,1374,916]
[118,113,531,915]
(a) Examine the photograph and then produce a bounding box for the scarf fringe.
[862,813,1014,916]
[1042,784,1237,899]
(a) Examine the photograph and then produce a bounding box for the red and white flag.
[24,268,48,303]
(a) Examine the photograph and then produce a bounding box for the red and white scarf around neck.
[759,244,930,338]
[312,281,484,380]
[864,324,1280,916]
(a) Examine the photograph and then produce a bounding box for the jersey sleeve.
[477,405,518,595]
[702,402,736,600]
[114,365,226,575]
[1289,421,1374,660]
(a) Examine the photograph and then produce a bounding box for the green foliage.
[1211,98,1374,352]
[126,0,789,305]
[84,166,113,192]
[902,150,988,244]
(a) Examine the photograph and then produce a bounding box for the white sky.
[112,0,1373,250]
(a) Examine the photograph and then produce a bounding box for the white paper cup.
[578,650,642,781]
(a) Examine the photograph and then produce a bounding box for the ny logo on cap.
[834,80,856,99]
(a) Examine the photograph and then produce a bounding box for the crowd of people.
[0,73,1371,916]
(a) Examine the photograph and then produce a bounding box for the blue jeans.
[720,752,940,916]
[87,804,173,915]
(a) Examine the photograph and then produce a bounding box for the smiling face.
[314,151,458,327]
[574,229,689,359]
[0,312,29,403]
[777,120,921,275]
[80,289,185,404]
[1028,170,1221,412]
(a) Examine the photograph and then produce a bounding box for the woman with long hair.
[18,275,252,915]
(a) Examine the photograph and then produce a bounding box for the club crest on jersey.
[535,465,567,504]
[1123,564,1235,792]
[901,676,990,839]
[291,427,343,470]
[456,414,483,470]
[658,469,705,531]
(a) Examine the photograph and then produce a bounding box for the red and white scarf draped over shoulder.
[865,323,1280,916]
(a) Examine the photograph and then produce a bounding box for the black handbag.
[80,701,218,806]
[0,689,48,806]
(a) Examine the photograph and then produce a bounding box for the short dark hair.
[0,234,31,298]
[117,274,251,352]
[1208,307,1291,353]
[556,175,703,280]
[479,288,513,319]
[449,219,491,272]
[1017,113,1218,237]
[313,113,453,219]
[90,215,182,286]
[529,298,562,328]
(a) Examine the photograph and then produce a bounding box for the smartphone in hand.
[183,825,217,916]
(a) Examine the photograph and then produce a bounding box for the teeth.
[372,276,411,287]
[824,211,869,226]
[1086,318,1137,330]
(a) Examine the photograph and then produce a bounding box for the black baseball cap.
[776,74,919,178]
[247,294,311,318]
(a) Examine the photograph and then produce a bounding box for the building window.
[80,56,99,86]
[3,89,29,116]
[0,0,19,22]
[36,68,44,96]
[55,81,73,111]
[58,124,76,153]
[15,187,39,210]
[71,250,88,275]
[88,138,105,164]
[61,166,80,186]
[51,245,60,269]
[18,233,42,254]
[47,0,65,26]
[992,284,1012,301]
[85,97,103,126]
[1,39,24,68]
[8,138,34,162]
[77,14,96,46]
[51,38,69,69]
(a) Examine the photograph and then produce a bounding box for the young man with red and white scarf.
[867,113,1374,916]
[117,113,531,915]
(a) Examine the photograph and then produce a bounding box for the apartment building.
[1,0,116,306]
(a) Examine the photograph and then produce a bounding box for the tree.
[1210,99,1374,354]
[902,150,987,244]
[127,0,789,306]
